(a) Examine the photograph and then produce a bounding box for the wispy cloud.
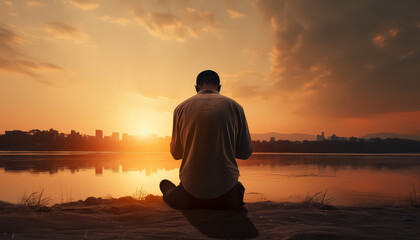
[133,7,218,41]
[44,22,91,44]
[68,0,100,10]
[26,1,44,7]
[101,15,134,26]
[227,9,244,19]
[0,26,64,85]
[221,70,270,100]
[136,84,179,100]
[224,0,244,19]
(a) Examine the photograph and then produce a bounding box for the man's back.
[171,89,252,199]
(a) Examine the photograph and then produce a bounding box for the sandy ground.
[0,196,419,240]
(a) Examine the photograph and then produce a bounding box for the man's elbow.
[236,149,253,160]
[171,152,183,160]
[170,144,183,160]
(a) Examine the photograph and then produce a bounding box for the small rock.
[84,197,102,206]
[118,196,136,202]
[144,194,163,203]
[319,205,337,210]
[36,206,51,212]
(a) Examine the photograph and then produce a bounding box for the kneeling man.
[160,70,253,209]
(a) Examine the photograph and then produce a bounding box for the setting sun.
[140,127,151,138]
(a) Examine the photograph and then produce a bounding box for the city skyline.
[2,127,418,153]
[1,128,169,140]
[2,127,420,141]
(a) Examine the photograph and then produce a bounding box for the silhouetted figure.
[160,70,253,209]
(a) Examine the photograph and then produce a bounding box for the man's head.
[195,70,221,92]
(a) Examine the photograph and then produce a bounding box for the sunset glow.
[0,0,418,138]
[1,2,420,239]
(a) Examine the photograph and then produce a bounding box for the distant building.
[330,134,338,141]
[112,132,119,141]
[316,132,325,141]
[122,133,136,142]
[270,137,275,142]
[95,130,103,139]
[122,133,128,141]
[5,130,27,136]
[95,166,103,175]
[70,130,81,137]
[349,136,358,142]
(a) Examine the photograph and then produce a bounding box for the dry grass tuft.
[104,194,114,200]
[408,184,420,207]
[132,187,147,201]
[304,189,335,209]
[20,189,51,210]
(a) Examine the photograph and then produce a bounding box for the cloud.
[0,26,64,84]
[221,70,270,99]
[136,84,179,100]
[44,22,90,44]
[134,7,217,41]
[68,0,100,10]
[135,84,181,112]
[101,15,133,26]
[224,0,244,19]
[227,9,244,19]
[26,1,44,7]
[258,0,420,117]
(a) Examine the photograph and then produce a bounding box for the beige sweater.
[170,89,253,199]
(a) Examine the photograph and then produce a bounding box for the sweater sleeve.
[235,106,253,159]
[170,109,183,160]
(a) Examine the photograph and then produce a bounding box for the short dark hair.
[196,70,220,86]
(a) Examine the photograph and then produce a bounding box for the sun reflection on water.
[0,152,419,205]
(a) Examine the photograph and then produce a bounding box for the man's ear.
[217,85,221,92]
[195,85,199,93]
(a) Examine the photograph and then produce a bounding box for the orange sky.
[0,0,419,138]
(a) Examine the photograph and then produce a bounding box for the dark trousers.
[163,182,245,210]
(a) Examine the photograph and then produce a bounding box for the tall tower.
[112,132,119,141]
[95,130,103,139]
[317,132,326,141]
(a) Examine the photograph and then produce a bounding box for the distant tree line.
[252,139,420,153]
[1,129,419,153]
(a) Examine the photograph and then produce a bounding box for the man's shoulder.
[174,95,196,112]
[217,94,244,110]
[174,93,244,114]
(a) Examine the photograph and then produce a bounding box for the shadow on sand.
[181,208,259,239]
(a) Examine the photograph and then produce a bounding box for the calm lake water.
[0,151,419,206]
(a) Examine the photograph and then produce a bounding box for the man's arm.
[235,107,253,159]
[170,109,183,160]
